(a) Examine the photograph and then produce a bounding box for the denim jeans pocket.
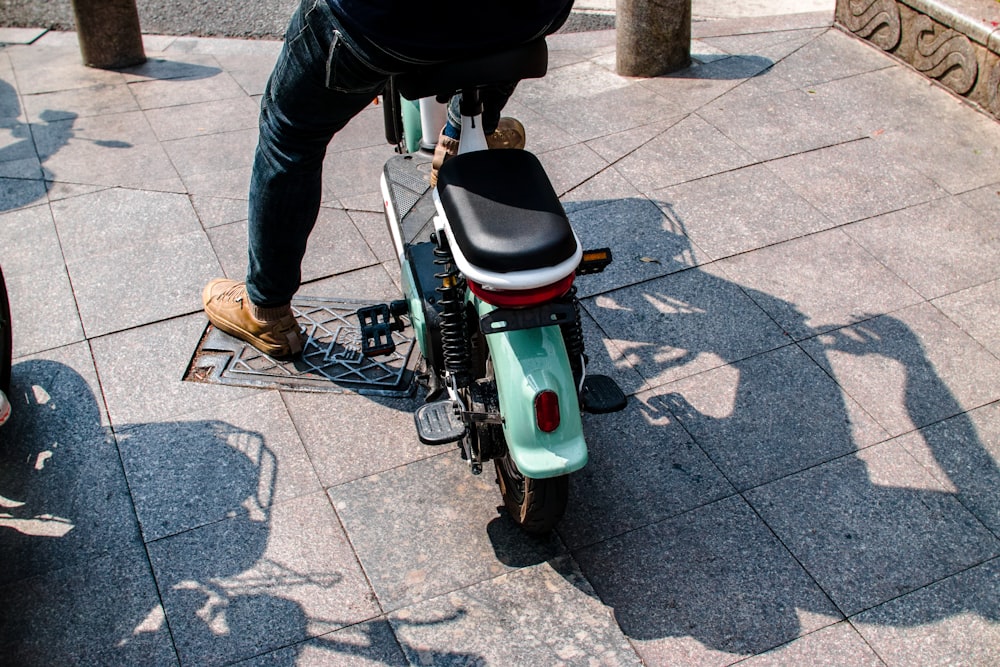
[325,31,389,95]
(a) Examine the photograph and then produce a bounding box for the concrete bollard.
[71,0,146,69]
[616,0,691,77]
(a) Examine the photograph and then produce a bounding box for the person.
[202,0,574,358]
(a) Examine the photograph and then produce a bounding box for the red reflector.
[469,273,575,308]
[534,390,560,433]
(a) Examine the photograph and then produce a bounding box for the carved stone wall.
[836,0,1000,121]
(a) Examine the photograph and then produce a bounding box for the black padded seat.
[436,150,577,274]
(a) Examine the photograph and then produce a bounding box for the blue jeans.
[246,0,402,307]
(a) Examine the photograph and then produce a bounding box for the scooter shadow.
[531,198,1000,658]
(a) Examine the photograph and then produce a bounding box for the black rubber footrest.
[415,400,466,445]
[581,374,627,414]
[358,301,407,357]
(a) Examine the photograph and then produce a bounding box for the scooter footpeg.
[415,400,467,445]
[357,301,407,357]
[581,374,627,414]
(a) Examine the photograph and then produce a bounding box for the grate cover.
[187,296,418,397]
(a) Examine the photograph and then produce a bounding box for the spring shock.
[433,240,472,388]
[560,285,587,387]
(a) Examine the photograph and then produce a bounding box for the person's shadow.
[549,196,1000,657]
[0,359,482,664]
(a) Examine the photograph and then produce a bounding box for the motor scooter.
[358,38,626,534]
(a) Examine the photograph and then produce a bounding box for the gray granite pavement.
[2,7,1000,667]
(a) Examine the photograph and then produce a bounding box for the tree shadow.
[555,197,1000,658]
[0,359,482,665]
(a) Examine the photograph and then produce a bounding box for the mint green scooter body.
[472,297,587,479]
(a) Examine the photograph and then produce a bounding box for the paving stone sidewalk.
[2,9,1000,667]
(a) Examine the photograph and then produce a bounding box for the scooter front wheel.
[494,454,568,535]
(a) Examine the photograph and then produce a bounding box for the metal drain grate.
[187,296,418,397]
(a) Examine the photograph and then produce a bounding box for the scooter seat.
[436,150,578,274]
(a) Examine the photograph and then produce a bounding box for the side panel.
[476,299,587,479]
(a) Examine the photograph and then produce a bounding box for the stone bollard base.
[616,0,692,77]
[72,0,146,69]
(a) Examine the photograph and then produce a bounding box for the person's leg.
[204,0,393,357]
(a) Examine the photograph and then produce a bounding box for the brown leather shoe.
[429,118,527,186]
[202,279,304,359]
[486,117,526,150]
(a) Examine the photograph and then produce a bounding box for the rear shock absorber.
[560,285,587,388]
[433,238,471,388]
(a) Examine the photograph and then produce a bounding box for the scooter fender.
[475,299,587,479]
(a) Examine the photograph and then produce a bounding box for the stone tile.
[119,53,223,83]
[283,392,434,488]
[559,388,734,549]
[67,228,221,337]
[206,219,248,280]
[22,82,139,122]
[843,197,1000,300]
[0,28,47,45]
[0,202,64,276]
[713,229,924,340]
[613,114,756,193]
[328,453,565,611]
[700,27,828,65]
[236,619,408,666]
[576,495,842,664]
[751,27,894,90]
[957,182,1000,223]
[389,556,642,666]
[118,390,320,541]
[852,559,1000,667]
[894,402,1000,536]
[190,194,248,229]
[129,71,249,110]
[577,307,648,396]
[869,84,1000,195]
[32,110,159,159]
[347,208,396,264]
[321,144,394,203]
[148,491,379,665]
[568,196,707,297]
[0,546,177,665]
[144,95,260,142]
[583,117,679,164]
[635,59,752,115]
[517,61,686,142]
[0,156,42,180]
[745,441,999,616]
[799,303,1000,437]
[536,141,610,196]
[1,123,39,166]
[91,314,254,428]
[0,344,141,584]
[663,345,888,491]
[561,163,645,208]
[161,128,257,178]
[328,103,388,154]
[4,264,85,357]
[583,269,788,389]
[700,84,868,161]
[765,138,947,225]
[296,264,404,302]
[34,133,186,192]
[50,187,202,262]
[739,622,884,667]
[183,165,253,200]
[213,53,280,97]
[6,47,126,95]
[499,97,580,155]
[933,279,1000,357]
[301,206,380,282]
[656,163,836,261]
